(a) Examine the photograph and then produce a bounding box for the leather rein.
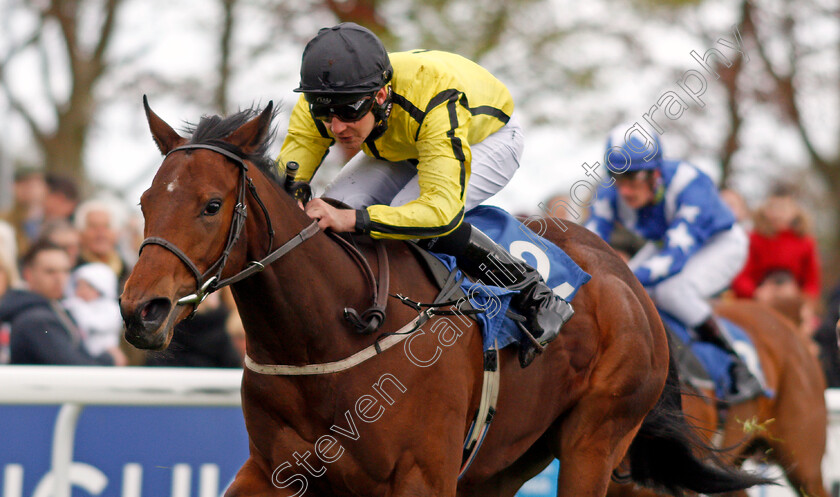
[138,143,388,335]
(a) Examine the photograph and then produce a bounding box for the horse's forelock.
[183,106,282,185]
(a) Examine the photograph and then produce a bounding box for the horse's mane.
[183,106,283,185]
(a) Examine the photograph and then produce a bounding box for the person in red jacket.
[732,188,821,333]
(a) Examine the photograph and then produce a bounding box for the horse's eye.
[203,199,223,216]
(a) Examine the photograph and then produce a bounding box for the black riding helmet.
[295,22,393,103]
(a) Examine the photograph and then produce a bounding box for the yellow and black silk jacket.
[278,49,514,240]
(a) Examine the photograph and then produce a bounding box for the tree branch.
[745,0,831,175]
[0,75,47,149]
[91,0,121,79]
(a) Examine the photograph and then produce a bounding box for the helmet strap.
[366,86,393,142]
[651,171,665,204]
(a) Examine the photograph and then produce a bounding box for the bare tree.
[0,0,124,188]
[216,0,237,115]
[739,0,840,275]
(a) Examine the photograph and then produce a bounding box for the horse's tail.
[622,342,775,496]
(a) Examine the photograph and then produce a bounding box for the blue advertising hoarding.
[0,405,559,497]
[0,406,249,497]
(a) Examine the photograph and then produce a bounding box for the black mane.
[183,106,283,185]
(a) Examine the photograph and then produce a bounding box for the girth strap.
[459,343,500,479]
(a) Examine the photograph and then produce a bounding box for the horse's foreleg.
[554,422,642,496]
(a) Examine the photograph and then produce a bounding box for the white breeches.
[629,224,748,327]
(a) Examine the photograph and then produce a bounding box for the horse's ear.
[143,95,184,155]
[225,101,274,155]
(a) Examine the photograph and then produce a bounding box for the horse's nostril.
[139,298,172,327]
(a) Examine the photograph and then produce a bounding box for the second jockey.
[277,23,574,367]
[586,124,763,403]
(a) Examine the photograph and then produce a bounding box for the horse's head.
[120,97,277,350]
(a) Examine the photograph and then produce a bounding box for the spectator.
[40,220,82,268]
[145,291,241,368]
[118,209,144,269]
[0,225,21,297]
[225,310,247,363]
[0,220,18,269]
[719,188,751,229]
[74,198,131,288]
[731,186,821,334]
[63,262,123,357]
[0,236,21,364]
[0,168,46,256]
[0,240,126,365]
[43,174,80,224]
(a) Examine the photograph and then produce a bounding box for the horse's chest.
[247,378,411,494]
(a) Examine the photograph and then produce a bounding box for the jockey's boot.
[458,227,574,368]
[695,317,764,404]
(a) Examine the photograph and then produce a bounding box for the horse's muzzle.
[121,297,173,349]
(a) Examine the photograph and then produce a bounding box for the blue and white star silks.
[676,204,701,223]
[641,254,674,281]
[666,223,695,253]
[586,160,736,286]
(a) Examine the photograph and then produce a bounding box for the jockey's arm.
[633,182,720,286]
[277,95,335,182]
[357,102,473,240]
[584,190,617,242]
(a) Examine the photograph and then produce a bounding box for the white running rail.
[0,367,837,497]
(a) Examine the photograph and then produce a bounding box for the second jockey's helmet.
[295,23,392,104]
[604,124,663,174]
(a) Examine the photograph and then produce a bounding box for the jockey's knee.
[649,276,709,327]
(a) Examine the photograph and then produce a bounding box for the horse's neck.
[234,184,369,366]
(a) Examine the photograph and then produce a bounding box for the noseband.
[139,143,320,314]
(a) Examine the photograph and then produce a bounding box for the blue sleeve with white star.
[584,186,616,242]
[633,174,735,286]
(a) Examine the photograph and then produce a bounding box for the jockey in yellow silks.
[278,23,573,367]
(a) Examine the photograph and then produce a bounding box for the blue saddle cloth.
[659,312,771,399]
[427,206,591,351]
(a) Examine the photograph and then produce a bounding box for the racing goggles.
[308,93,376,123]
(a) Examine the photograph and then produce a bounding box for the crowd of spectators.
[0,169,244,368]
[1,167,837,387]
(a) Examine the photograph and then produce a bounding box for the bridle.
[139,143,320,314]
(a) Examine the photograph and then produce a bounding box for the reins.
[139,143,389,335]
[139,143,320,314]
[329,232,389,335]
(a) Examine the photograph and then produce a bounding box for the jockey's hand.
[304,198,356,233]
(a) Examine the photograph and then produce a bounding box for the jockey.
[278,23,574,367]
[585,124,762,402]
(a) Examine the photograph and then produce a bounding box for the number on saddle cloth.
[463,205,591,301]
[424,205,592,352]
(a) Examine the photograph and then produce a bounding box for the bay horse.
[608,299,830,497]
[120,100,771,497]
